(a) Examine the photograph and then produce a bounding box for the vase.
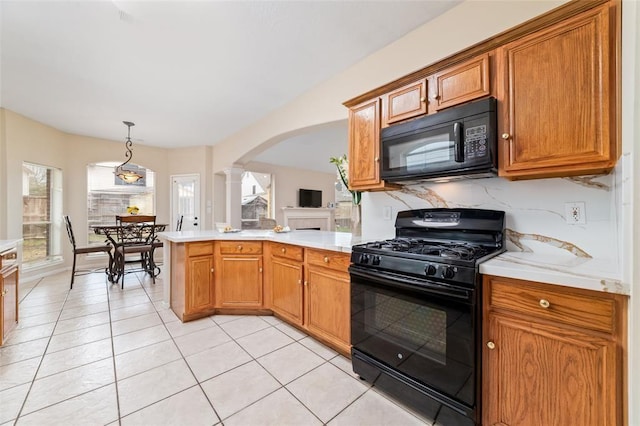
[350,203,362,237]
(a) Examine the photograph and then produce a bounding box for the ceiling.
[0,1,459,173]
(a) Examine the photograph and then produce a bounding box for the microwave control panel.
[464,124,487,159]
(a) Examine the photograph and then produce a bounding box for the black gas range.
[350,208,505,426]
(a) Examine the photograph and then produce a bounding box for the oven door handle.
[349,266,473,303]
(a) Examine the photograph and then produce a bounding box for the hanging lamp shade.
[115,121,143,183]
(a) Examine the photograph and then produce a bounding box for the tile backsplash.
[362,171,620,275]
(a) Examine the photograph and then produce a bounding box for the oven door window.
[351,278,476,407]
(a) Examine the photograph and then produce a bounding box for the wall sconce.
[115,121,143,183]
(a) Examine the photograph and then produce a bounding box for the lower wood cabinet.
[172,239,351,356]
[215,241,263,309]
[304,249,351,355]
[171,241,216,321]
[482,275,627,426]
[1,259,18,345]
[269,242,304,325]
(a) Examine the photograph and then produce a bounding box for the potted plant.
[330,155,362,236]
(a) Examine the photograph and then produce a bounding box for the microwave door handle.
[453,121,464,163]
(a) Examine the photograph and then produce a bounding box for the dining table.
[92,223,167,284]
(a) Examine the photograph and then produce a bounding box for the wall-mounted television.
[299,188,322,208]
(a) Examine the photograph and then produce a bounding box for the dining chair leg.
[70,253,77,289]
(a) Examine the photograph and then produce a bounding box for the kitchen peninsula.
[157,230,358,355]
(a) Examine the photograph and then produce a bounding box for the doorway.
[171,174,201,231]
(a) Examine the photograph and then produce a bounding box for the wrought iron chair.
[114,215,159,288]
[64,215,112,289]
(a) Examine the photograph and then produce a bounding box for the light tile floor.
[1,269,430,425]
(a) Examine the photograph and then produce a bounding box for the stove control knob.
[359,254,370,264]
[425,264,437,276]
[443,267,456,279]
[372,256,381,266]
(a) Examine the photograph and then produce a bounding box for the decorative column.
[223,165,244,229]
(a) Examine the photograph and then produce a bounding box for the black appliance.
[298,188,322,208]
[350,208,505,425]
[380,97,497,182]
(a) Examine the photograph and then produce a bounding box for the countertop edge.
[157,230,357,253]
[480,253,628,295]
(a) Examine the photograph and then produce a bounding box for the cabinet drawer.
[306,249,350,273]
[218,241,262,255]
[271,243,303,262]
[186,242,214,257]
[487,277,616,334]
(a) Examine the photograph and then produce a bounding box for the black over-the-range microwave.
[380,96,497,182]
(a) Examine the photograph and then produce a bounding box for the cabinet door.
[217,256,263,308]
[430,53,490,112]
[382,79,428,126]
[1,266,18,344]
[304,265,350,354]
[499,5,617,179]
[484,313,618,426]
[271,258,303,325]
[348,99,385,190]
[186,255,215,314]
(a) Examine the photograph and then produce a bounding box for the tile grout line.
[11,276,87,424]
[133,275,226,424]
[105,277,125,425]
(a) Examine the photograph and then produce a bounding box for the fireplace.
[282,208,334,231]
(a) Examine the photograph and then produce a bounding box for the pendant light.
[115,121,143,183]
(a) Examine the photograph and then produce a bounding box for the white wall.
[1,109,171,279]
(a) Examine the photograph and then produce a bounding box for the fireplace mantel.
[282,207,334,231]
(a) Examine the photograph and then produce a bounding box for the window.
[87,162,155,243]
[241,171,272,229]
[22,162,63,267]
[334,177,353,233]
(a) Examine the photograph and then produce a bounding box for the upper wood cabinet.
[498,3,618,180]
[381,79,428,127]
[483,275,626,426]
[348,99,386,191]
[429,53,490,113]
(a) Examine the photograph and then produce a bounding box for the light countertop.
[157,231,626,295]
[157,230,364,253]
[0,239,22,253]
[480,251,627,295]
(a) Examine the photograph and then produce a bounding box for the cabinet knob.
[304,281,308,286]
[487,341,496,350]
[211,268,214,273]
[433,94,440,100]
[323,256,329,263]
[298,279,302,285]
[237,245,243,251]
[281,248,286,253]
[374,157,380,162]
[259,267,263,273]
[501,133,511,140]
[539,299,550,309]
[420,97,426,103]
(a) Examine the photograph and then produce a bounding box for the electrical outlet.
[565,202,586,225]
[383,206,392,221]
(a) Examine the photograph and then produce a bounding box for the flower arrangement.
[330,154,361,206]
[126,206,139,215]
